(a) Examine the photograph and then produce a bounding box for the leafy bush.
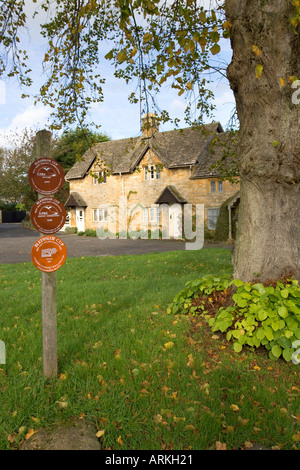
[167,275,300,362]
[166,274,233,316]
[64,226,78,234]
[84,229,97,237]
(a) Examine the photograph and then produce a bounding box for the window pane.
[149,207,155,222]
[93,172,99,185]
[143,208,148,223]
[156,167,160,179]
[218,181,223,193]
[144,167,148,180]
[150,165,155,179]
[210,181,216,193]
[157,207,161,223]
[93,210,98,222]
[207,208,219,230]
[104,209,108,221]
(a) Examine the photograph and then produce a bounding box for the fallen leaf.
[164,342,174,350]
[154,414,163,424]
[252,44,262,56]
[237,417,249,426]
[173,416,186,422]
[25,428,35,440]
[117,435,123,446]
[96,430,105,438]
[244,441,253,449]
[56,400,68,408]
[230,404,240,412]
[292,431,300,442]
[215,441,227,450]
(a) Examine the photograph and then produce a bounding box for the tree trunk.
[225,0,300,282]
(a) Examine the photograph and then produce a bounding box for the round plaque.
[31,198,66,234]
[31,236,67,273]
[28,158,65,195]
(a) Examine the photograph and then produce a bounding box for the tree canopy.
[0,0,232,129]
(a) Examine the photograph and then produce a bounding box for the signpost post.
[29,130,66,379]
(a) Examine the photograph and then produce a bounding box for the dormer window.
[144,165,160,181]
[93,171,106,184]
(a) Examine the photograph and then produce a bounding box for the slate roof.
[65,121,225,181]
[191,132,238,179]
[155,185,187,205]
[65,192,88,208]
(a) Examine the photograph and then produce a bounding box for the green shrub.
[167,275,300,362]
[166,274,233,316]
[84,229,97,237]
[64,226,78,234]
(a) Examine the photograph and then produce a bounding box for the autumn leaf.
[96,430,105,438]
[164,341,174,350]
[154,414,163,423]
[210,44,221,55]
[25,428,35,440]
[215,441,227,450]
[252,45,262,56]
[230,404,240,412]
[255,64,263,79]
[117,435,123,446]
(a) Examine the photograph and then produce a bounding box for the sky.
[0,2,236,147]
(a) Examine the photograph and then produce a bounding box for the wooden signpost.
[29,130,66,378]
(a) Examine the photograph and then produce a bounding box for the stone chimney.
[141,113,159,138]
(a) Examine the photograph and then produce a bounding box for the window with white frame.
[149,207,156,223]
[144,165,160,180]
[143,207,148,223]
[156,207,162,223]
[207,208,220,230]
[93,171,106,184]
[218,181,223,193]
[93,208,108,222]
[210,181,216,193]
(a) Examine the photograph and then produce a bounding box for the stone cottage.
[64,115,239,238]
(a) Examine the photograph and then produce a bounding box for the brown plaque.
[31,236,67,273]
[31,198,66,234]
[28,158,65,195]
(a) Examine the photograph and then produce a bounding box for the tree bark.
[225,0,300,282]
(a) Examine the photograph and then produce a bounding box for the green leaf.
[282,348,294,362]
[233,342,243,353]
[257,310,268,321]
[233,279,244,287]
[278,306,288,318]
[294,328,300,340]
[256,329,265,340]
[271,345,282,358]
[280,289,289,299]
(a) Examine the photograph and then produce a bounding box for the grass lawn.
[0,248,299,450]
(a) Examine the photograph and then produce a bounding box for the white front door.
[76,207,85,232]
[169,204,182,239]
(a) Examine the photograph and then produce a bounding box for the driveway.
[0,223,189,264]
